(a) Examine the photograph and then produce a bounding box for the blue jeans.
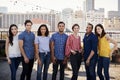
[37,52,50,80]
[9,57,21,80]
[84,59,97,80]
[97,57,110,80]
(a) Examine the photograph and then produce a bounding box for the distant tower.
[86,0,94,12]
[118,0,120,11]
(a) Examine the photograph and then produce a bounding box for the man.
[51,21,68,80]
[83,23,98,80]
[19,20,35,80]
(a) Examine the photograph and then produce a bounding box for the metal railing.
[1,31,120,41]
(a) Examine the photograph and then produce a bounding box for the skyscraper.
[118,0,120,11]
[86,0,94,12]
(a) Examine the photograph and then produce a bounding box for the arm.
[50,41,56,64]
[5,37,11,64]
[19,40,29,63]
[86,35,98,66]
[35,43,42,65]
[87,50,95,61]
[50,34,57,64]
[105,34,117,54]
[66,36,76,57]
[65,36,71,58]
[35,43,39,59]
[34,36,39,60]
[79,36,83,53]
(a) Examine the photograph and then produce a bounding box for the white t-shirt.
[8,35,21,58]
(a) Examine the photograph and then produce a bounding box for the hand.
[51,56,56,64]
[110,51,113,61]
[86,59,90,66]
[7,58,11,64]
[79,49,83,53]
[34,55,38,61]
[63,57,68,64]
[38,59,42,66]
[24,57,29,63]
[71,50,76,55]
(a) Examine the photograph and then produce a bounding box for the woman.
[65,24,82,80]
[95,24,117,80]
[35,24,51,80]
[5,24,21,80]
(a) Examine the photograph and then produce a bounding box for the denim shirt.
[18,30,35,59]
[51,32,68,60]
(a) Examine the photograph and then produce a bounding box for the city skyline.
[0,0,118,17]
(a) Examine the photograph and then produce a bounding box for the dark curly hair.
[8,24,18,46]
[37,24,49,36]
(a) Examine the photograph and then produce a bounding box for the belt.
[39,51,50,55]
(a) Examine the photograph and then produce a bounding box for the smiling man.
[83,23,98,80]
[50,21,68,80]
[19,20,35,80]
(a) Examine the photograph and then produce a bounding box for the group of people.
[5,19,117,80]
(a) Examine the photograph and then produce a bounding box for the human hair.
[24,20,33,26]
[72,24,80,31]
[95,24,106,38]
[8,24,18,46]
[37,24,49,36]
[88,23,93,30]
[57,21,65,27]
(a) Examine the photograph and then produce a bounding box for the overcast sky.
[0,0,118,16]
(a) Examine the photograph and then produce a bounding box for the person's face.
[96,26,102,35]
[40,26,46,35]
[58,23,65,32]
[11,26,18,36]
[25,22,32,31]
[86,25,92,33]
[73,26,79,33]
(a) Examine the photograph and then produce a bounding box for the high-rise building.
[85,0,94,12]
[67,10,86,31]
[0,14,2,28]
[86,8,105,26]
[108,11,120,18]
[0,12,60,31]
[62,8,86,32]
[62,8,73,31]
[104,17,120,31]
[118,0,120,11]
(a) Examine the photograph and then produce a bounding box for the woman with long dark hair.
[95,24,117,80]
[5,24,21,80]
[35,24,50,80]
